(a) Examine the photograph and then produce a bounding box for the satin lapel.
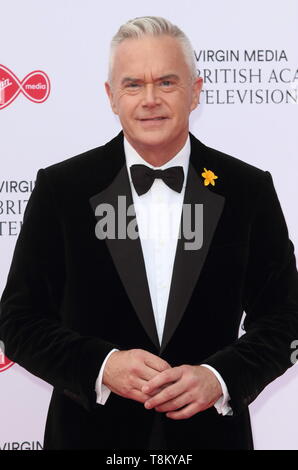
[89,154,160,350]
[160,155,225,353]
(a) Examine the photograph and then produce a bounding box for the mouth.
[138,117,168,121]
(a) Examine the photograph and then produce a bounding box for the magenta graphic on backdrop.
[0,65,50,110]
[0,357,14,373]
[0,353,14,373]
[0,341,14,372]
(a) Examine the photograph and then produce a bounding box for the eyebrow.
[121,74,180,85]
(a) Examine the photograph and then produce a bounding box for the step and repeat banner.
[0,0,297,450]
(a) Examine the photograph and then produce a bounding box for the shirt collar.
[124,135,190,187]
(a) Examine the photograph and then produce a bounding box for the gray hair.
[108,16,197,83]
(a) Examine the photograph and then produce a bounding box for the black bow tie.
[130,164,184,196]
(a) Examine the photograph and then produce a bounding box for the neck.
[124,132,189,167]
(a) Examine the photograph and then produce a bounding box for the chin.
[136,131,172,147]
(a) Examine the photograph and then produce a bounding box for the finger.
[132,376,150,389]
[166,402,199,420]
[140,365,166,382]
[154,391,191,413]
[143,352,171,372]
[132,376,163,394]
[144,373,185,409]
[129,388,152,404]
[142,367,181,395]
[128,370,167,398]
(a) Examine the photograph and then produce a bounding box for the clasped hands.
[103,349,222,420]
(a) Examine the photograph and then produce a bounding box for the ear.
[105,81,118,115]
[190,77,203,111]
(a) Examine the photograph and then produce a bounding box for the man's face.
[105,35,203,157]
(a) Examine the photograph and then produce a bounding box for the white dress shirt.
[95,136,232,416]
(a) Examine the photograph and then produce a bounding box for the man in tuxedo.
[1,16,298,450]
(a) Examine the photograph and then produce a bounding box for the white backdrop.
[0,0,297,450]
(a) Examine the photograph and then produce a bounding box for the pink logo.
[0,356,14,373]
[0,341,14,372]
[0,64,50,110]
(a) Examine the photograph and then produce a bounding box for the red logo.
[0,64,50,110]
[0,342,14,372]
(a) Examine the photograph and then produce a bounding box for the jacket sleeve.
[0,169,118,412]
[202,171,298,415]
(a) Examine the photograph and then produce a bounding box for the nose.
[142,83,160,108]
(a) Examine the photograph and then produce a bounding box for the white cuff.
[95,348,119,405]
[200,364,233,416]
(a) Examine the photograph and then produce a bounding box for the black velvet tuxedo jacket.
[1,132,298,450]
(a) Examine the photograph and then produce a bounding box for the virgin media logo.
[0,340,14,372]
[0,64,50,110]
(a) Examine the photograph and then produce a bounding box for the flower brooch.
[201,168,218,186]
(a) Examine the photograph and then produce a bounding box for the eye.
[125,82,141,88]
[160,80,173,87]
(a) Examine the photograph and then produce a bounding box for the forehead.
[112,35,189,80]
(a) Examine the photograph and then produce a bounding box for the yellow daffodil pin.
[201,168,218,186]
